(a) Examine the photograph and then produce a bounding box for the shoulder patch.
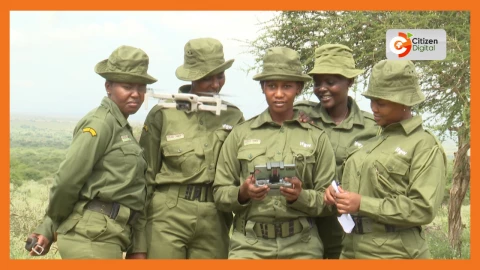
[294,100,318,107]
[82,127,97,137]
[143,124,148,132]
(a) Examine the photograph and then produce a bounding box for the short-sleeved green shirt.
[213,109,336,223]
[35,97,147,241]
[294,97,379,182]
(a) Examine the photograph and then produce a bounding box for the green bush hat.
[95,45,157,84]
[307,44,364,78]
[362,59,425,106]
[175,38,234,81]
[252,47,311,82]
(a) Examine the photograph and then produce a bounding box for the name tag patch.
[244,139,261,146]
[166,133,185,141]
[121,135,132,142]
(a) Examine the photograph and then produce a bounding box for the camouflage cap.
[175,38,234,81]
[362,60,425,106]
[252,47,311,82]
[95,45,157,84]
[308,44,364,78]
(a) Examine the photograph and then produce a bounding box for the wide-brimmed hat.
[362,60,425,106]
[95,45,157,84]
[252,47,311,82]
[308,44,364,78]
[175,38,234,81]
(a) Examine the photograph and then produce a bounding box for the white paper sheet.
[331,180,355,233]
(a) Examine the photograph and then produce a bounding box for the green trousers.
[145,187,230,259]
[341,226,430,259]
[228,220,323,259]
[56,203,132,259]
[316,214,345,259]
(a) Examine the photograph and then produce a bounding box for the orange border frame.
[3,1,475,270]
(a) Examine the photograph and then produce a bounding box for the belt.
[234,218,312,239]
[85,199,140,226]
[156,183,214,202]
[351,216,419,234]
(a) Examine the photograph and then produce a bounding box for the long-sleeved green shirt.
[342,115,447,226]
[35,97,147,242]
[130,86,244,252]
[213,109,336,223]
[294,97,379,182]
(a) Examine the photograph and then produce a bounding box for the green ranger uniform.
[339,59,447,259]
[294,97,378,259]
[295,43,380,259]
[34,97,148,259]
[132,84,244,258]
[213,109,336,259]
[340,115,446,258]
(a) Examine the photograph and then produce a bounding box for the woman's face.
[191,72,226,95]
[313,74,352,110]
[106,81,146,119]
[263,80,302,117]
[370,98,406,127]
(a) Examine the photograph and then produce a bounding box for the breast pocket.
[162,141,198,175]
[237,147,267,176]
[290,147,316,189]
[374,154,410,195]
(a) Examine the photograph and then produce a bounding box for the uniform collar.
[307,97,366,129]
[382,115,423,135]
[250,109,310,129]
[101,97,129,128]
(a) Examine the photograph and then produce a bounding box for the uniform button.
[177,149,182,153]
[366,150,371,154]
[204,143,208,147]
[297,156,304,161]
[280,129,284,133]
[209,165,213,170]
[199,121,204,125]
[248,154,252,159]
[274,201,279,205]
[277,151,281,155]
[387,166,393,170]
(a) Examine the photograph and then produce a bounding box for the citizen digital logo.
[386,29,446,60]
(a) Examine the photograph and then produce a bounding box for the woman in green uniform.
[27,45,157,258]
[126,38,244,259]
[213,47,336,259]
[294,44,379,259]
[324,59,447,259]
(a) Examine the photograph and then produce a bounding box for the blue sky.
[10,11,374,122]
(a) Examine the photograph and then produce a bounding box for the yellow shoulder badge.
[82,127,97,137]
[143,124,148,132]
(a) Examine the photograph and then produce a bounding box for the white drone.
[145,88,228,116]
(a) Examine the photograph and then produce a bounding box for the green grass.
[10,181,470,259]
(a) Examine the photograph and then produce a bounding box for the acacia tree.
[245,11,470,254]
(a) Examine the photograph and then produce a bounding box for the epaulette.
[237,115,258,126]
[92,105,108,120]
[424,129,448,173]
[293,100,318,107]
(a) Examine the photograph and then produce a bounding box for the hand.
[238,174,269,203]
[323,185,337,205]
[125,252,147,259]
[335,189,361,214]
[298,110,315,125]
[27,233,52,256]
[280,177,302,203]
